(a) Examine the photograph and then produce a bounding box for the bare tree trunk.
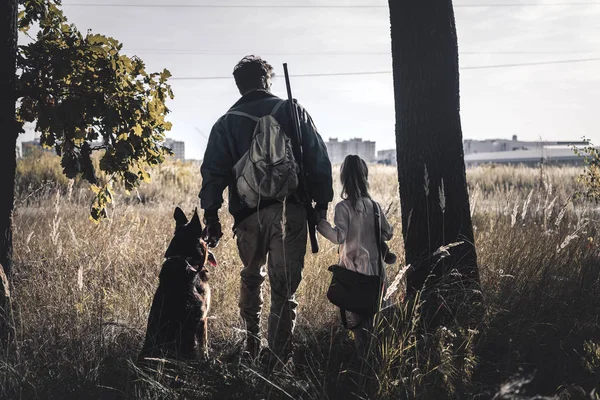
[388,0,479,317]
[0,0,18,277]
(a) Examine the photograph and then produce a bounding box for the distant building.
[377,149,397,166]
[372,137,589,168]
[462,136,590,167]
[21,138,54,158]
[21,139,40,158]
[326,138,376,165]
[165,138,185,160]
[463,136,587,155]
[464,145,593,167]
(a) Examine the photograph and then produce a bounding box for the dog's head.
[163,207,216,282]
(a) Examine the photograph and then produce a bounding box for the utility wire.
[461,57,600,69]
[61,2,600,8]
[169,57,600,80]
[123,49,600,56]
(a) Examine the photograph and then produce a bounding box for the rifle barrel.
[283,63,319,254]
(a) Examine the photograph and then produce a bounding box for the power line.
[445,2,600,5]
[61,2,600,8]
[169,57,600,81]
[171,71,390,81]
[62,3,385,7]
[123,49,600,56]
[461,57,600,69]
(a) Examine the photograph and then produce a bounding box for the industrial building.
[325,138,376,165]
[463,136,587,155]
[164,138,186,160]
[377,149,397,166]
[463,137,590,167]
[374,137,591,168]
[464,145,592,167]
[20,138,55,158]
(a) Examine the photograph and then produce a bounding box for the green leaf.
[17,0,174,222]
[61,151,80,179]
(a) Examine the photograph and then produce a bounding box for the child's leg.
[351,313,377,389]
[349,313,373,361]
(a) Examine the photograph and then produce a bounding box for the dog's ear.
[174,207,188,226]
[189,208,203,237]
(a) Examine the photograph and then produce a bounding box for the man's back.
[200,89,333,227]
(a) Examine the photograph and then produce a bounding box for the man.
[199,55,333,367]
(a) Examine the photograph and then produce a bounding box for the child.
[316,155,395,358]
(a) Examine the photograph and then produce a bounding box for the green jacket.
[200,90,333,227]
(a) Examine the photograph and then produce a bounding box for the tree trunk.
[388,0,479,312]
[0,0,18,277]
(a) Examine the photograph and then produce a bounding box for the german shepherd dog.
[139,207,215,360]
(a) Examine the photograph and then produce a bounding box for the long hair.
[340,155,370,206]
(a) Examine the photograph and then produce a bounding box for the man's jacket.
[200,90,333,227]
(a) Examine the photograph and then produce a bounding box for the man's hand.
[315,203,328,220]
[203,212,223,248]
[308,203,328,226]
[307,208,320,227]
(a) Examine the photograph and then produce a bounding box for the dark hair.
[232,55,274,94]
[340,155,370,205]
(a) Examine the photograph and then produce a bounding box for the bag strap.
[226,110,259,122]
[270,99,286,116]
[226,99,286,122]
[373,200,383,278]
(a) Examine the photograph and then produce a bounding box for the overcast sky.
[18,0,600,160]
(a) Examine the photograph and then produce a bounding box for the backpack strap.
[270,99,286,116]
[225,110,260,122]
[226,99,286,121]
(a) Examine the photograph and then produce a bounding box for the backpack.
[227,99,299,209]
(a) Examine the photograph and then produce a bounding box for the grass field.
[2,154,600,399]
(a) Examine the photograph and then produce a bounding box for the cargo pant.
[235,202,307,362]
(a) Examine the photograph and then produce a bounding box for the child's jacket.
[317,196,393,280]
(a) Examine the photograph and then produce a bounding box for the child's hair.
[340,155,370,205]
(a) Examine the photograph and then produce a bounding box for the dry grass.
[2,155,600,399]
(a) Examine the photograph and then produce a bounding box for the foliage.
[16,0,173,221]
[573,141,600,202]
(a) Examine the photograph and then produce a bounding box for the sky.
[17,0,600,160]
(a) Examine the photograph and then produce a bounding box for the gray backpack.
[228,100,299,209]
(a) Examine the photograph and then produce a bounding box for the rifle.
[283,63,319,254]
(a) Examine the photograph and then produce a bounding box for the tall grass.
[1,156,599,399]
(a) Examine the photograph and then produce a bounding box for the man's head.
[233,55,274,95]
